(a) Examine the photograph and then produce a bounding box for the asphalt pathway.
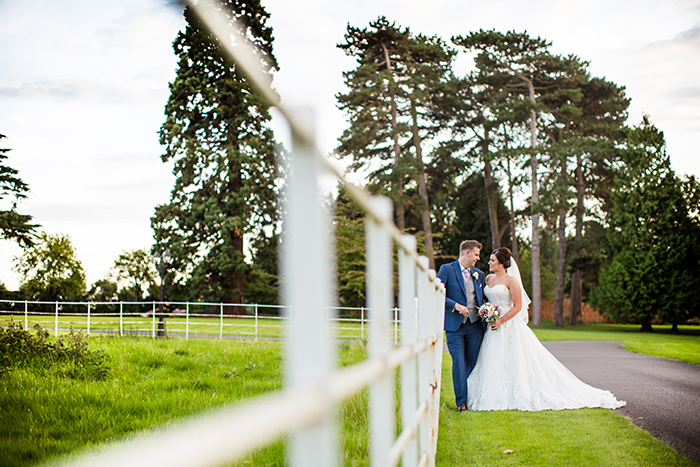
[542,340,700,465]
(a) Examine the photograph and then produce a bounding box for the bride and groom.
[437,240,625,412]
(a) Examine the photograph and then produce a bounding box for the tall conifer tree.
[337,18,454,266]
[153,1,279,307]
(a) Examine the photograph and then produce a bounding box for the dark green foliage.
[336,17,455,262]
[591,118,700,330]
[0,322,110,381]
[0,134,38,247]
[153,1,280,306]
[334,189,367,308]
[244,231,280,305]
[434,172,511,272]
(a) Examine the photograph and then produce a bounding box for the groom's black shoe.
[457,405,467,412]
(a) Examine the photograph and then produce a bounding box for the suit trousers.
[445,318,485,407]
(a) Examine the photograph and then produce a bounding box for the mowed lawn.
[0,323,697,466]
[437,322,700,466]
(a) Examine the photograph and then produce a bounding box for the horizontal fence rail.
[38,1,448,466]
[0,300,400,343]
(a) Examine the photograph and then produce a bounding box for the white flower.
[472,271,479,281]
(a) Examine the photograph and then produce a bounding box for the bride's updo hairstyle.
[493,247,512,269]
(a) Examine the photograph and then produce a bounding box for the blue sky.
[1,0,698,290]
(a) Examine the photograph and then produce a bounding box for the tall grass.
[0,329,375,467]
[1,323,697,466]
[0,333,286,466]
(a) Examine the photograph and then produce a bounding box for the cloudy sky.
[1,0,698,291]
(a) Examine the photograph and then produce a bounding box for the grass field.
[532,321,700,365]
[0,313,381,342]
[437,353,697,466]
[0,322,698,466]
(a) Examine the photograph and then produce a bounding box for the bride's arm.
[493,277,522,328]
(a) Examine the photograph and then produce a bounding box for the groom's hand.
[455,304,468,316]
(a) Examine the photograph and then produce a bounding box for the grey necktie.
[463,268,476,323]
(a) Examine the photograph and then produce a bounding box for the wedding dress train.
[467,284,626,411]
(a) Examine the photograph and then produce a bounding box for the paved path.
[543,340,700,465]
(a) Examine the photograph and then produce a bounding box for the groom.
[437,239,487,412]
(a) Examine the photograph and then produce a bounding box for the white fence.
[0,299,402,343]
[42,1,447,466]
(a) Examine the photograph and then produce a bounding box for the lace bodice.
[484,284,513,309]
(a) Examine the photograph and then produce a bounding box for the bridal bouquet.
[478,302,501,323]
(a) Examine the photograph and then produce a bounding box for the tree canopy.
[0,134,37,247]
[14,232,86,301]
[153,0,280,308]
[591,118,700,331]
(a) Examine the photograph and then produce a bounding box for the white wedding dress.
[467,283,626,411]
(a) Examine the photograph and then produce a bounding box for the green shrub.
[0,322,110,380]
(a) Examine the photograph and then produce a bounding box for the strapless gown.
[467,284,626,411]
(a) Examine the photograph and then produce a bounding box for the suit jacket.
[437,260,486,332]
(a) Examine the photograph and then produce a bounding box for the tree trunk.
[507,156,518,260]
[382,42,405,230]
[229,232,245,309]
[482,129,500,251]
[410,100,435,268]
[523,76,541,327]
[569,153,584,325]
[224,161,245,314]
[569,270,582,325]
[553,208,566,327]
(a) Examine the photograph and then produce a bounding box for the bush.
[0,322,110,380]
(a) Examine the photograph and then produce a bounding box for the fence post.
[254,304,258,342]
[366,196,394,467]
[282,108,337,467]
[55,301,59,337]
[416,256,431,464]
[119,302,124,337]
[394,307,399,346]
[399,235,419,467]
[186,302,190,340]
[361,307,364,341]
[219,304,223,339]
[24,300,28,330]
[87,303,91,335]
[152,301,156,338]
[430,271,445,456]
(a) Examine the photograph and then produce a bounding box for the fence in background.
[40,1,447,466]
[0,300,401,343]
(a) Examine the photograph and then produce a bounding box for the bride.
[467,247,626,411]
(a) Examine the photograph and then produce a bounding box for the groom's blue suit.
[437,260,487,408]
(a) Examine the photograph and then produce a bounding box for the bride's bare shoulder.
[485,274,495,286]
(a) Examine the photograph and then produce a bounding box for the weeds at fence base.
[0,320,111,381]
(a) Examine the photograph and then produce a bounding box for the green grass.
[0,337,285,466]
[2,323,698,466]
[0,314,374,341]
[437,357,697,466]
[0,335,372,467]
[531,321,700,365]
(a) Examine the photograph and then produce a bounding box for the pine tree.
[153,1,279,308]
[0,134,37,247]
[592,117,700,331]
[337,17,455,266]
